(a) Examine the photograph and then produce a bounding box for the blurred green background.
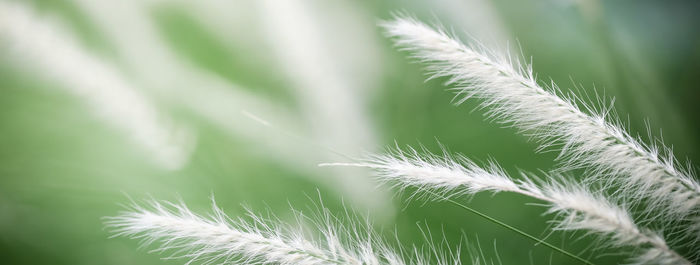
[1,0,699,264]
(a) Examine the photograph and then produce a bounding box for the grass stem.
[433,193,595,265]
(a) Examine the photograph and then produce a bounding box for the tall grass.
[103,16,699,265]
[380,17,700,223]
[96,9,700,264]
[0,1,680,263]
[331,16,696,265]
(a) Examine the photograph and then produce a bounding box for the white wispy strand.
[106,200,445,265]
[0,2,194,170]
[321,148,692,265]
[380,17,700,220]
[322,147,520,200]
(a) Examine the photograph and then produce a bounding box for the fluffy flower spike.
[322,147,693,265]
[105,199,462,265]
[380,16,700,222]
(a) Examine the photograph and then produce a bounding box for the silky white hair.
[380,16,700,224]
[321,146,691,265]
[106,199,461,265]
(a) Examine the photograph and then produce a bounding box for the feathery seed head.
[321,146,519,200]
[381,16,700,222]
[324,146,691,265]
[105,199,454,265]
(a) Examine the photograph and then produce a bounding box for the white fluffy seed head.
[321,146,519,200]
[105,199,457,265]
[381,16,700,221]
[323,147,692,265]
[519,177,676,253]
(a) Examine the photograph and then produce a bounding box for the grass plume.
[106,199,460,265]
[380,16,700,222]
[322,147,692,265]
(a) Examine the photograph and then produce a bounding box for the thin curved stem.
[431,192,595,265]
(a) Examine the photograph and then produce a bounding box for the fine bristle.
[322,146,692,265]
[380,17,700,223]
[105,199,461,265]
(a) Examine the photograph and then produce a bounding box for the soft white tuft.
[322,146,519,200]
[380,16,700,222]
[105,199,457,265]
[323,147,692,265]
